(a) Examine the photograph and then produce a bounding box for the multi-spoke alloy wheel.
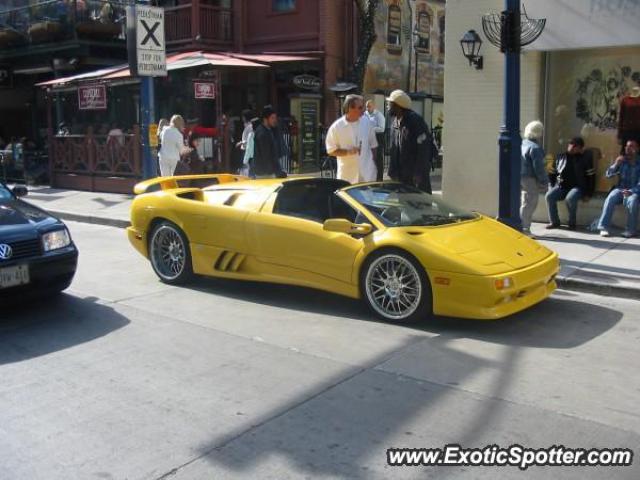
[150,222,193,284]
[363,252,430,322]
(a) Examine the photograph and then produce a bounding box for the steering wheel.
[380,206,404,225]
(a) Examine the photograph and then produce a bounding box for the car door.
[245,181,365,284]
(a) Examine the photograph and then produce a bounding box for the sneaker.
[545,223,560,230]
[621,231,635,238]
[522,228,535,238]
[568,224,577,231]
[600,230,610,237]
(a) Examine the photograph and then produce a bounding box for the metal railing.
[50,127,141,177]
[164,3,232,46]
[0,0,129,48]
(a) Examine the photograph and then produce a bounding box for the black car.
[0,182,78,300]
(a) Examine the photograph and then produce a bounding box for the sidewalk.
[22,183,640,300]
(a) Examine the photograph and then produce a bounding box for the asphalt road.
[1,221,638,480]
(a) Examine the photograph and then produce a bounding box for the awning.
[36,64,128,87]
[226,53,319,63]
[36,51,268,87]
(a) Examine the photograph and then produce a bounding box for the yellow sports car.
[127,175,559,322]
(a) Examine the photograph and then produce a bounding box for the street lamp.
[459,29,483,70]
[481,2,545,229]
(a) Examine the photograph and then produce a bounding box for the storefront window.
[272,0,295,13]
[545,46,640,193]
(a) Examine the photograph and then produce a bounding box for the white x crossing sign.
[135,5,166,77]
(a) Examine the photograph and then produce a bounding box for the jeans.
[546,186,582,226]
[597,188,639,233]
[520,176,540,230]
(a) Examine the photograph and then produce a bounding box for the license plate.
[0,264,30,289]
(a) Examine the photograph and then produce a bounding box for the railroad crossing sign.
[134,5,166,77]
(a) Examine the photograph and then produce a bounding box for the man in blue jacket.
[597,139,640,238]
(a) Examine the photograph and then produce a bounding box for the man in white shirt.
[159,114,185,176]
[365,100,386,181]
[325,94,378,184]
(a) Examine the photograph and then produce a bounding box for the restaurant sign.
[194,81,216,99]
[293,74,322,91]
[78,85,107,110]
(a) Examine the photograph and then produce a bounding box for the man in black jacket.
[545,137,596,230]
[253,105,287,178]
[386,89,433,193]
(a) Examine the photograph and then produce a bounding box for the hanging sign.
[194,81,216,99]
[149,123,159,147]
[293,74,322,91]
[78,85,107,110]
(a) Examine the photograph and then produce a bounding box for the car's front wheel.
[361,250,432,323]
[149,221,193,284]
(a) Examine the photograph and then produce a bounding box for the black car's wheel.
[361,249,432,323]
[149,221,193,284]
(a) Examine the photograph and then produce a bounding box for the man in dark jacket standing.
[545,137,595,230]
[387,89,433,193]
[253,105,287,178]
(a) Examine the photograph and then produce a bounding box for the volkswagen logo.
[0,244,12,260]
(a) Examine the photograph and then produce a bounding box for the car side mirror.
[12,185,28,197]
[323,218,373,236]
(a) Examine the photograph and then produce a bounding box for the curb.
[556,276,639,300]
[50,210,130,229]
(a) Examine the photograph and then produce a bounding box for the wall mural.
[547,47,640,192]
[575,65,640,130]
[363,0,445,96]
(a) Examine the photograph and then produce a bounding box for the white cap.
[385,89,412,110]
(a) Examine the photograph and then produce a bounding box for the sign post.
[128,3,166,180]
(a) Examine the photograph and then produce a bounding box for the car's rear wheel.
[149,221,193,284]
[361,249,432,323]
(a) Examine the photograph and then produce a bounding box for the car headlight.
[42,228,71,252]
[494,277,514,290]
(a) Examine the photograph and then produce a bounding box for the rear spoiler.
[133,174,248,195]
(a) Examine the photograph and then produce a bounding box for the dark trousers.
[398,167,432,194]
[375,133,384,181]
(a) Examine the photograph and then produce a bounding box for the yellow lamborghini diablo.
[127,174,559,322]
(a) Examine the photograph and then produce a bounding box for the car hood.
[399,216,554,274]
[0,199,60,238]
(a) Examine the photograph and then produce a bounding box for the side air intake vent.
[214,251,246,272]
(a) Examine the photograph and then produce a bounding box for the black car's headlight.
[42,228,71,252]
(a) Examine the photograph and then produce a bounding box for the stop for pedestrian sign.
[132,5,166,77]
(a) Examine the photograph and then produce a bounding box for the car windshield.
[0,183,12,200]
[345,183,478,227]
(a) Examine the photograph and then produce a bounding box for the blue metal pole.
[137,0,156,180]
[497,0,522,230]
[141,76,156,179]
